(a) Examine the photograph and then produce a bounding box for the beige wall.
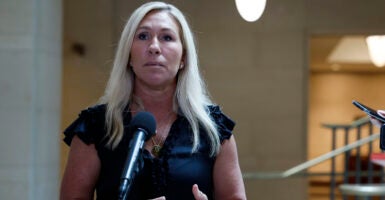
[61,0,385,199]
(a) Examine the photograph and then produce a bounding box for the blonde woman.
[60,2,246,200]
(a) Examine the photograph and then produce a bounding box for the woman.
[60,2,246,200]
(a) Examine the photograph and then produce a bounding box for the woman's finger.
[370,117,382,128]
[378,110,385,118]
[149,196,166,200]
[192,184,207,200]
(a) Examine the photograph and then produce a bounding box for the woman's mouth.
[145,62,164,67]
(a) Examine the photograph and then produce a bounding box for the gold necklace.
[150,111,174,156]
[129,96,175,156]
[151,136,165,156]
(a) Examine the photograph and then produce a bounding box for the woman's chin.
[139,78,175,90]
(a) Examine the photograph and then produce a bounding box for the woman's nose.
[148,39,161,55]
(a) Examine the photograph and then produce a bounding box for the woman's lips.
[145,62,164,67]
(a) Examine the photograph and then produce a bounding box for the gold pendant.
[152,145,162,156]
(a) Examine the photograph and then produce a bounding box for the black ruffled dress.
[63,104,235,200]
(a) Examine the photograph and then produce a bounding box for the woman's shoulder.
[207,105,235,126]
[81,104,107,115]
[74,104,107,125]
[63,104,107,146]
[207,105,235,141]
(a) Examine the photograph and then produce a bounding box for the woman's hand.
[192,184,208,200]
[369,110,385,128]
[148,184,207,200]
[149,197,166,200]
[370,117,382,128]
[149,185,207,200]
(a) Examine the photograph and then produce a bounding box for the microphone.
[118,111,156,200]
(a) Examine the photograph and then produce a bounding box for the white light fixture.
[235,0,266,22]
[327,36,371,64]
[366,35,385,67]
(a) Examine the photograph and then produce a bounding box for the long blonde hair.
[100,1,220,156]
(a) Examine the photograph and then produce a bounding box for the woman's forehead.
[138,10,180,31]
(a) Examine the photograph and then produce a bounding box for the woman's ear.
[179,61,184,69]
[180,52,186,69]
[128,55,132,67]
[128,58,133,68]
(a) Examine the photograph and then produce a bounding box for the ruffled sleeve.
[208,105,235,142]
[63,104,107,146]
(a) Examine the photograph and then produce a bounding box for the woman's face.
[130,10,184,90]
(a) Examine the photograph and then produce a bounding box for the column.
[0,0,62,199]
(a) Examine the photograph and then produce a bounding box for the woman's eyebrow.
[136,26,177,34]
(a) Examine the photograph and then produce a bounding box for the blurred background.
[1,0,385,199]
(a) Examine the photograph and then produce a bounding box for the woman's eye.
[162,35,173,41]
[137,33,149,40]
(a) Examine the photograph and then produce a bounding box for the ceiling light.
[327,36,371,64]
[235,0,266,22]
[366,35,385,67]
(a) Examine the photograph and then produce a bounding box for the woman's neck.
[132,84,176,117]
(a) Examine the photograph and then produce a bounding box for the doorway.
[307,34,385,199]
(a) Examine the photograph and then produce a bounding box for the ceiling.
[310,35,385,73]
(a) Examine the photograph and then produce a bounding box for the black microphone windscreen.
[130,111,156,138]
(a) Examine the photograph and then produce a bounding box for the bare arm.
[60,135,101,200]
[213,136,246,200]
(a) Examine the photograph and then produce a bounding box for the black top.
[63,104,235,200]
